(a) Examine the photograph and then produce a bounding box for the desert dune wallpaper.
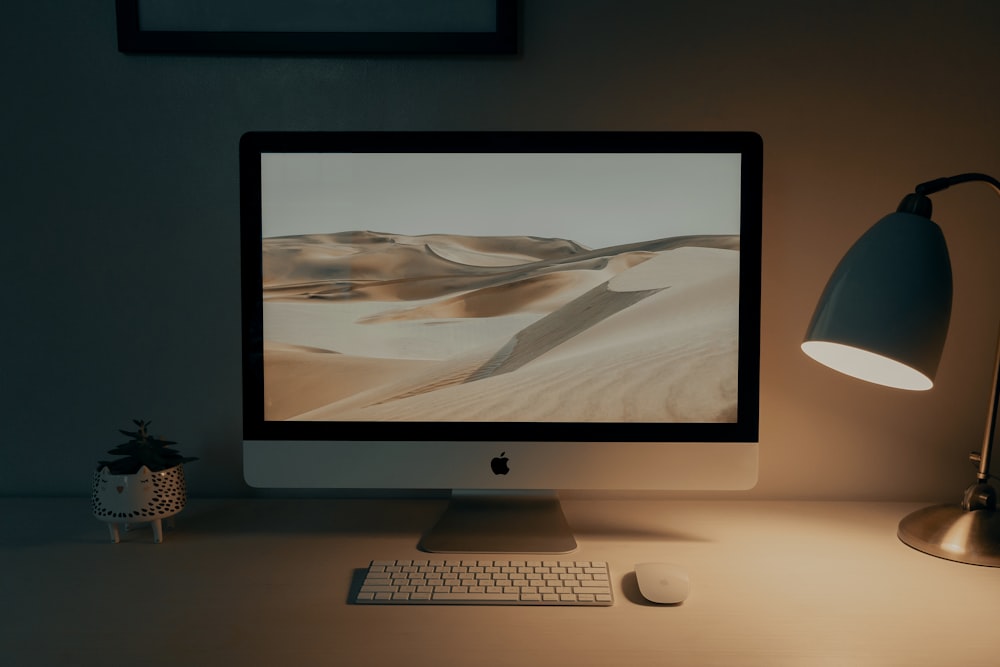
[261,230,740,423]
[256,151,744,424]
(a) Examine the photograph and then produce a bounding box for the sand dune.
[262,342,438,421]
[261,231,741,423]
[262,231,589,290]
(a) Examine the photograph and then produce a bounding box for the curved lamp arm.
[896,173,1000,219]
[914,172,1000,196]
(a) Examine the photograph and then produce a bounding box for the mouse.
[634,562,690,604]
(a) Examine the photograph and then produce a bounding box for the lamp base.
[898,503,1000,567]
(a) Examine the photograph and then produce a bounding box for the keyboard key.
[434,592,520,602]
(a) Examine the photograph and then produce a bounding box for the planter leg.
[152,518,163,544]
[108,523,120,544]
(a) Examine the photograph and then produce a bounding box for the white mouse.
[634,562,690,604]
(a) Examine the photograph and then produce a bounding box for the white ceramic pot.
[91,464,187,543]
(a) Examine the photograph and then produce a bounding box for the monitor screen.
[240,131,761,550]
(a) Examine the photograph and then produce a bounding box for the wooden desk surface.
[2,498,999,666]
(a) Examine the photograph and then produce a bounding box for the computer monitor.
[241,131,761,552]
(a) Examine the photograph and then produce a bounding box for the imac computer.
[241,131,762,553]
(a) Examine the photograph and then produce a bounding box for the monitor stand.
[418,491,577,554]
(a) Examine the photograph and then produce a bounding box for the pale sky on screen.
[260,152,742,251]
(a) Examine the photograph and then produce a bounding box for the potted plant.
[91,419,197,543]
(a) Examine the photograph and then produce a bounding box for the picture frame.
[115,0,518,55]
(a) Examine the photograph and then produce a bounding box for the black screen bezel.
[240,131,762,444]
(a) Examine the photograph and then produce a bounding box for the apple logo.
[490,451,510,475]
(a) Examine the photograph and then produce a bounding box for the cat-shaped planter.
[91,464,187,543]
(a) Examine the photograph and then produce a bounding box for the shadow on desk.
[1,497,717,548]
[0,497,445,547]
[180,498,448,536]
[181,498,716,543]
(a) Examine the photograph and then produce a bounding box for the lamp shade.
[802,210,952,390]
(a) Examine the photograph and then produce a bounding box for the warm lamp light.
[802,172,1000,566]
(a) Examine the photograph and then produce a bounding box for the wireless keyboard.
[355,559,613,606]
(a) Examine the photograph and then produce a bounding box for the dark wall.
[3,1,999,499]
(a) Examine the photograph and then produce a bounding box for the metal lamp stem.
[962,324,1000,512]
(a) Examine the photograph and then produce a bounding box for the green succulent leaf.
[95,418,198,474]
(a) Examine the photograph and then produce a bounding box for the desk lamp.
[802,172,1000,566]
